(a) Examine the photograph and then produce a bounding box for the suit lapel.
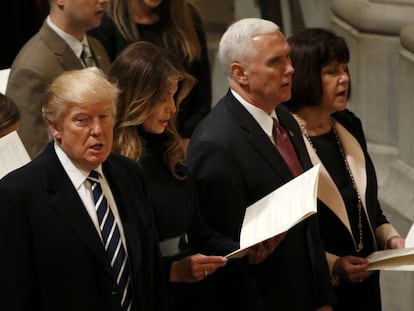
[89,37,111,73]
[226,93,293,179]
[102,158,142,282]
[334,121,368,212]
[301,132,353,234]
[277,105,313,171]
[39,22,88,70]
[44,145,114,279]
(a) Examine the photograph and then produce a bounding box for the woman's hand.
[169,253,227,283]
[387,236,405,249]
[332,255,372,284]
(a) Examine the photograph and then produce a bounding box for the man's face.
[243,31,294,112]
[49,101,114,171]
[62,0,108,31]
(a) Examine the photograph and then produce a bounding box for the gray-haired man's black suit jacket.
[187,90,335,310]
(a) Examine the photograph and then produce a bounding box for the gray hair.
[42,67,119,122]
[218,18,280,79]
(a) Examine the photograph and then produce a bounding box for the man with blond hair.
[0,68,167,311]
[6,0,110,158]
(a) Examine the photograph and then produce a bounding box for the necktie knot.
[271,117,303,177]
[87,170,100,183]
[81,44,95,67]
[272,117,286,142]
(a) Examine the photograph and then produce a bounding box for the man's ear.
[230,62,249,86]
[55,0,64,8]
[48,120,62,142]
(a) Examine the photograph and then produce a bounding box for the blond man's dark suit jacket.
[187,90,335,311]
[0,143,167,311]
[6,21,111,159]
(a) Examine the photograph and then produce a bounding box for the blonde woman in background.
[90,0,212,150]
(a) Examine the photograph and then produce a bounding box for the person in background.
[108,41,244,311]
[89,0,212,151]
[0,67,167,311]
[284,27,405,311]
[187,18,335,311]
[6,0,111,159]
[0,93,20,137]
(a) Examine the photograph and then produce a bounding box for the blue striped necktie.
[87,170,132,311]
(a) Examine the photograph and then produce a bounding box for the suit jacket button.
[111,286,118,295]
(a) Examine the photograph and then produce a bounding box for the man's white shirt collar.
[46,15,86,58]
[54,142,103,190]
[231,89,277,139]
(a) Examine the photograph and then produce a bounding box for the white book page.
[405,223,414,248]
[367,247,414,271]
[226,164,320,259]
[0,131,31,179]
[365,222,414,271]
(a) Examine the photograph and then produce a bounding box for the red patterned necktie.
[272,118,303,177]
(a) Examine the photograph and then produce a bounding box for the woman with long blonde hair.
[109,41,236,311]
[90,0,212,150]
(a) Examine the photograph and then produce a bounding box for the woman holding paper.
[108,42,273,310]
[284,28,405,311]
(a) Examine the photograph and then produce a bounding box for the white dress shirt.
[54,142,128,251]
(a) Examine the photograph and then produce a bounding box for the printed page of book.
[0,131,31,179]
[405,223,414,248]
[226,164,320,259]
[367,247,414,271]
[0,68,10,94]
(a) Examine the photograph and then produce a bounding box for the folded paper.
[226,164,320,259]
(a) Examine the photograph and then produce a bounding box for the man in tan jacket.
[6,0,110,158]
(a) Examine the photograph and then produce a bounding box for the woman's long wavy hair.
[108,0,201,63]
[108,41,195,179]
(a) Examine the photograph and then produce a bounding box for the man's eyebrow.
[266,55,283,64]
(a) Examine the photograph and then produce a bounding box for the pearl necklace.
[295,115,364,252]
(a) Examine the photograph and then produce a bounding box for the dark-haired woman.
[285,28,405,311]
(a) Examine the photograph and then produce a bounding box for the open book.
[226,164,320,259]
[0,131,31,179]
[366,224,414,271]
[367,247,414,271]
[405,222,414,248]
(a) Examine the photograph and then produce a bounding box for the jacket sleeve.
[0,181,37,310]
